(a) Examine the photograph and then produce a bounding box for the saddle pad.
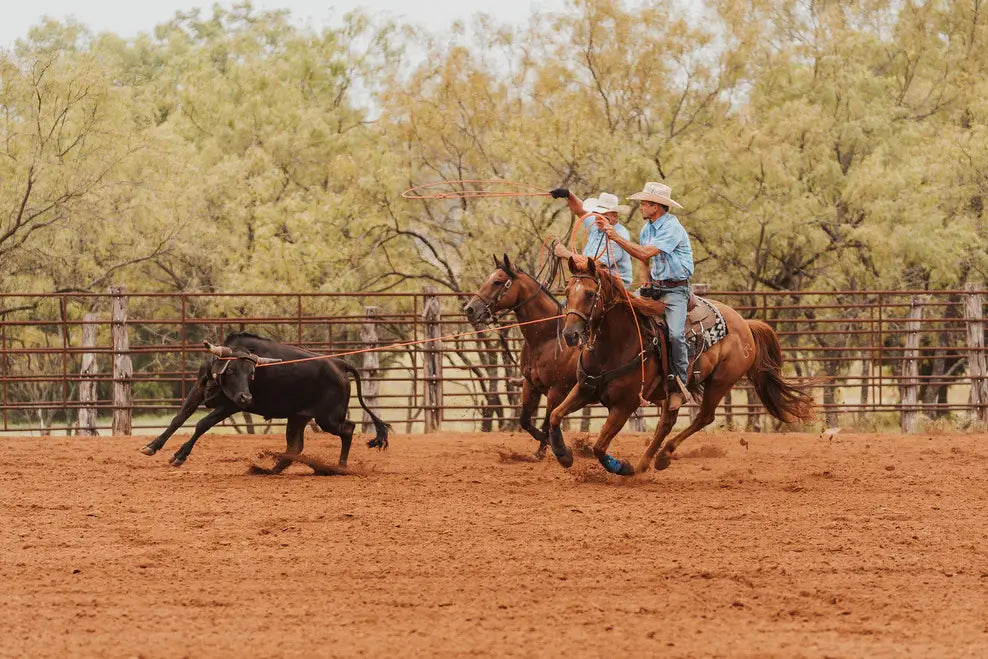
[686,297,728,359]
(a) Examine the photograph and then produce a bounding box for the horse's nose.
[463,303,476,320]
[562,327,582,347]
[236,392,252,407]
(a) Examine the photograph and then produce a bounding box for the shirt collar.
[646,212,667,230]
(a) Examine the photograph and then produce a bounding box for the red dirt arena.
[2,429,986,657]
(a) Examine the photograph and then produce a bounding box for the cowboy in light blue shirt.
[600,181,694,411]
[549,189,633,287]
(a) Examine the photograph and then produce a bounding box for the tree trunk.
[77,314,98,436]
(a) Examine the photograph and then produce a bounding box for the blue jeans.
[658,285,690,385]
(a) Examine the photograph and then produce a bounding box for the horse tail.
[745,320,815,423]
[339,360,392,450]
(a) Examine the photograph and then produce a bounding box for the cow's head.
[204,341,281,409]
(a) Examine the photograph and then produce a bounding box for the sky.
[0,0,568,48]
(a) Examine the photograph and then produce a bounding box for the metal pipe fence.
[0,287,985,435]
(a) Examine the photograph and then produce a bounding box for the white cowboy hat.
[627,181,682,209]
[584,191,631,215]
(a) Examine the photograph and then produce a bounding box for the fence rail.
[0,286,985,435]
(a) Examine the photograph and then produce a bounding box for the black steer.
[140,331,390,470]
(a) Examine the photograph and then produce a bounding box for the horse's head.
[463,254,526,323]
[561,256,607,347]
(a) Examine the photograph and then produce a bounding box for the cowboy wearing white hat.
[549,188,633,287]
[599,181,694,411]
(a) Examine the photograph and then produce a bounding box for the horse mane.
[497,263,562,308]
[574,265,667,318]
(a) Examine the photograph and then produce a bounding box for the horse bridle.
[564,272,614,347]
[472,269,556,322]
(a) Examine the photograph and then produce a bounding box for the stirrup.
[674,375,689,398]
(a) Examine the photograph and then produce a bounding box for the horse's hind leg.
[592,401,639,476]
[265,415,308,474]
[653,378,734,470]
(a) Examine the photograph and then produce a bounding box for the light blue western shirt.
[582,215,633,287]
[639,213,694,282]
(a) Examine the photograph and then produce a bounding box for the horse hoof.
[169,456,186,468]
[554,448,574,469]
[139,445,156,456]
[654,452,671,471]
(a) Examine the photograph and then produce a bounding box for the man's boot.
[666,375,688,411]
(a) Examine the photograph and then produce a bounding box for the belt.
[653,279,689,288]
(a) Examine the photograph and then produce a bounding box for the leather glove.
[550,188,570,199]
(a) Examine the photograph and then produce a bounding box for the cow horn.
[256,357,282,364]
[203,341,233,357]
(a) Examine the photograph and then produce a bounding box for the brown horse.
[463,255,575,457]
[546,258,814,475]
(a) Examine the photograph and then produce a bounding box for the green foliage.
[0,0,984,297]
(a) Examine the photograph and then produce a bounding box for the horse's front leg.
[593,401,641,476]
[535,385,568,460]
[635,398,679,473]
[517,379,547,449]
[547,383,595,468]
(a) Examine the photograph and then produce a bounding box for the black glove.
[550,188,570,199]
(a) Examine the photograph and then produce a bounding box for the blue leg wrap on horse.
[602,454,624,473]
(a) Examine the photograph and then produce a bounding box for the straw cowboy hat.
[628,181,683,209]
[583,191,631,215]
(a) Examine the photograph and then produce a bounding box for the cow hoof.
[169,456,186,467]
[139,445,156,456]
[654,452,671,471]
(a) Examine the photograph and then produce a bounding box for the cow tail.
[339,360,392,450]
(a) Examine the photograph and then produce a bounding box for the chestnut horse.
[463,255,575,457]
[546,258,814,475]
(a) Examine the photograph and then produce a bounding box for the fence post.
[360,306,380,434]
[965,283,988,423]
[111,287,133,436]
[900,295,926,433]
[422,288,442,433]
[630,407,647,432]
[77,313,99,436]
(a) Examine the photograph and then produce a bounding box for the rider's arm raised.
[550,188,587,217]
